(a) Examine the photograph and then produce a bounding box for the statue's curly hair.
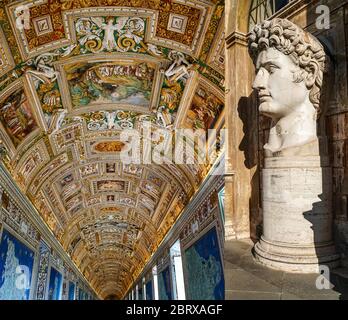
[248,18,326,112]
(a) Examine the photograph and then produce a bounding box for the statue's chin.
[258,103,277,118]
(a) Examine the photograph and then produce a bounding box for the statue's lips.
[259,94,271,102]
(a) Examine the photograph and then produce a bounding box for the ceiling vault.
[0,0,225,299]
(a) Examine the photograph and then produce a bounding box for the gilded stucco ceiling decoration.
[0,0,225,299]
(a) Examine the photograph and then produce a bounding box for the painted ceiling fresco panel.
[185,85,224,130]
[156,3,201,46]
[176,74,224,132]
[15,139,50,187]
[205,13,225,74]
[0,26,15,77]
[61,60,157,111]
[6,0,213,59]
[0,79,40,151]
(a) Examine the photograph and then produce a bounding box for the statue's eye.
[268,65,277,74]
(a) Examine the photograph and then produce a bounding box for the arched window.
[248,0,291,30]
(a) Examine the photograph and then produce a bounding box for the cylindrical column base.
[254,156,340,273]
[253,237,340,273]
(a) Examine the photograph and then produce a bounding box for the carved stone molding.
[226,31,248,49]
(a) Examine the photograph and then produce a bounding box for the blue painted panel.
[158,266,172,300]
[185,227,224,300]
[145,280,153,300]
[0,229,35,300]
[48,267,62,300]
[68,282,75,300]
[138,285,143,300]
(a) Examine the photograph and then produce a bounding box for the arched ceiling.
[0,0,225,299]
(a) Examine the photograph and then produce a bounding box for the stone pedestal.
[254,156,340,273]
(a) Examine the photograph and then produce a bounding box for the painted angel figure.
[106,111,117,129]
[101,18,119,51]
[91,17,128,51]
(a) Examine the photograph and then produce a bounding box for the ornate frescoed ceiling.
[0,0,224,299]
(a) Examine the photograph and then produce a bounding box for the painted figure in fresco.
[106,111,117,129]
[0,140,8,160]
[124,18,145,44]
[101,18,122,51]
[165,51,192,83]
[67,61,154,108]
[97,180,125,192]
[75,16,147,54]
[26,53,59,84]
[248,18,326,155]
[52,109,67,133]
[88,16,145,52]
[0,89,38,146]
[186,87,223,130]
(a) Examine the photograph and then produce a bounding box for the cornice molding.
[226,31,248,49]
[275,0,312,20]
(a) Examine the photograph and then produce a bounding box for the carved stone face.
[252,47,310,120]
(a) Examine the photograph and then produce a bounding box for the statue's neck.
[264,102,317,154]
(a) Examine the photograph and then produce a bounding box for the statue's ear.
[305,61,320,88]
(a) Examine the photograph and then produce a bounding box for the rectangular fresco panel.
[0,229,35,300]
[184,227,224,300]
[145,280,153,300]
[158,266,172,300]
[68,281,75,300]
[48,267,62,300]
[96,180,126,192]
[0,87,38,147]
[64,61,155,109]
[184,86,223,130]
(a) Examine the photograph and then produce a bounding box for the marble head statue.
[248,18,326,155]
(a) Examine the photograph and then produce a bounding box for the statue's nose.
[252,68,267,91]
